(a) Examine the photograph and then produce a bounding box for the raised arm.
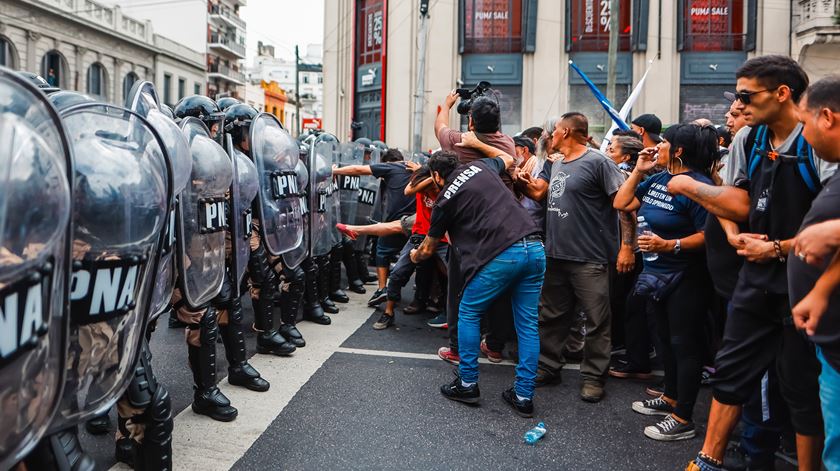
[405,176,434,196]
[331,164,374,176]
[667,176,750,222]
[435,90,459,136]
[456,131,516,169]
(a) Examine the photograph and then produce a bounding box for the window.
[303,75,309,84]
[567,0,632,52]
[178,78,186,100]
[461,0,523,53]
[0,37,16,68]
[318,76,323,84]
[87,63,107,98]
[163,73,172,105]
[194,83,201,95]
[41,50,66,88]
[680,0,745,51]
[123,72,139,102]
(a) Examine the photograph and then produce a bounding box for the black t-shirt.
[788,171,840,371]
[704,215,745,300]
[370,162,416,221]
[429,157,539,290]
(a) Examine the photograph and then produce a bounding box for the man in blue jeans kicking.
[411,133,545,417]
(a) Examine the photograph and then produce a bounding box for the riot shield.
[354,146,381,250]
[250,113,303,256]
[308,139,336,257]
[48,103,170,434]
[226,135,259,297]
[336,143,363,227]
[328,145,342,248]
[126,80,193,320]
[176,117,232,309]
[0,67,72,469]
[281,160,309,269]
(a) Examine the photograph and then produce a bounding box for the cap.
[631,114,662,143]
[723,91,736,102]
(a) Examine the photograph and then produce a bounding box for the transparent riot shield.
[226,135,259,297]
[308,139,336,257]
[0,67,73,469]
[281,160,309,269]
[336,143,363,228]
[175,117,232,309]
[354,146,381,251]
[48,103,170,434]
[250,113,303,256]
[126,80,192,320]
[328,144,342,248]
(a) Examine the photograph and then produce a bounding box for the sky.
[240,0,325,62]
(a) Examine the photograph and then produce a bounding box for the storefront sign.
[569,0,631,52]
[683,0,743,51]
[463,0,522,53]
[302,118,322,130]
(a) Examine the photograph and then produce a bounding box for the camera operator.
[434,88,518,365]
[410,135,544,417]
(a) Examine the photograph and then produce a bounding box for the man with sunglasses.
[668,55,836,471]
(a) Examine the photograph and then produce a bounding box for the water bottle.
[524,422,546,445]
[637,216,659,262]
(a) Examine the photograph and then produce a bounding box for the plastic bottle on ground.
[524,422,546,445]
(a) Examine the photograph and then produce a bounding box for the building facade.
[207,0,247,100]
[324,0,840,149]
[0,0,205,106]
[249,41,323,134]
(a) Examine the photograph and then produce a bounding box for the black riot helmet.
[372,140,388,153]
[15,70,61,95]
[224,103,258,150]
[173,95,225,143]
[217,96,241,112]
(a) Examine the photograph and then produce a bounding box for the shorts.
[711,284,823,436]
[375,234,408,267]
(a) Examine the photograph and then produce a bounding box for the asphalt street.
[74,280,796,471]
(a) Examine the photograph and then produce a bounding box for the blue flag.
[568,60,630,131]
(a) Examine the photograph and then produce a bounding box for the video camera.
[455,81,492,115]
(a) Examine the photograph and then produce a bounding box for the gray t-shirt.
[723,124,837,186]
[538,149,626,264]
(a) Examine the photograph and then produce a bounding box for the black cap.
[631,114,662,143]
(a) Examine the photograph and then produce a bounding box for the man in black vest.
[669,55,836,471]
[411,135,545,417]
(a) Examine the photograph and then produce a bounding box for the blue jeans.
[817,347,840,470]
[458,239,546,399]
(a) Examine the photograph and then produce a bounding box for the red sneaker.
[335,223,358,240]
[480,340,503,363]
[437,347,460,365]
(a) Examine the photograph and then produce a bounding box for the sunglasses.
[731,87,783,105]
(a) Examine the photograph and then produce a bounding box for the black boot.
[85,410,111,435]
[249,244,296,355]
[318,255,340,314]
[329,246,350,303]
[303,258,331,325]
[220,297,270,392]
[188,308,238,422]
[355,250,377,284]
[278,266,306,347]
[342,240,366,294]
[25,427,96,471]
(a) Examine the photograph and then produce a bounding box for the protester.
[410,137,544,417]
[789,75,840,470]
[434,90,517,365]
[667,55,835,471]
[332,149,416,307]
[606,134,644,173]
[614,123,719,441]
[519,126,544,145]
[724,94,749,138]
[631,114,664,149]
[374,165,449,330]
[514,135,546,229]
[515,112,632,402]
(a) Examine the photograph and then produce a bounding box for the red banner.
[569,0,632,52]
[302,118,322,130]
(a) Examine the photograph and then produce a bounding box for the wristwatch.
[673,239,682,254]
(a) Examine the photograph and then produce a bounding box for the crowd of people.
[3,52,840,470]
[330,55,840,470]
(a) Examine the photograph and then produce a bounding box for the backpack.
[745,125,821,194]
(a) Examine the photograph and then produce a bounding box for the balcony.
[208,32,246,59]
[795,0,840,38]
[208,63,245,85]
[209,4,246,30]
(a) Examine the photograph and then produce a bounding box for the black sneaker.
[367,288,387,307]
[440,376,480,404]
[426,313,447,328]
[372,313,394,330]
[632,395,674,416]
[646,381,665,397]
[501,388,534,418]
[644,415,696,441]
